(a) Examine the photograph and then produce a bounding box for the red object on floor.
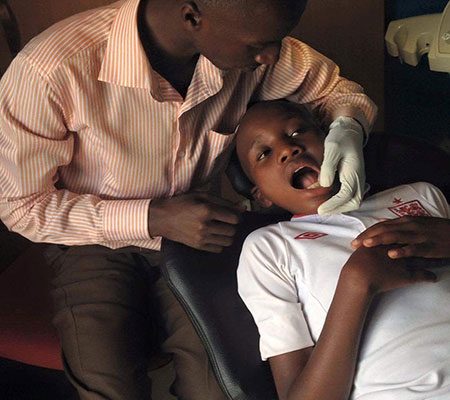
[0,244,63,370]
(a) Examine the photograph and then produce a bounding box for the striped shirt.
[0,0,377,250]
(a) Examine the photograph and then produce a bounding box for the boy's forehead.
[238,104,298,145]
[243,102,306,125]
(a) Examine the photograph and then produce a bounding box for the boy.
[236,100,450,400]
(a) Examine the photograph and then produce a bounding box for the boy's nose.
[278,146,302,163]
[254,42,281,66]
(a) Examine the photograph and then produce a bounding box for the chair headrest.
[225,149,254,200]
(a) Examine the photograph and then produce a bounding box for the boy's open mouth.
[291,166,320,189]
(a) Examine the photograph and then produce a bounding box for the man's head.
[236,100,338,215]
[178,0,307,70]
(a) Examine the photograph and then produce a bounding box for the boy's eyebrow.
[249,136,263,151]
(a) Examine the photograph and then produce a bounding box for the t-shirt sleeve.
[410,182,450,218]
[237,225,314,361]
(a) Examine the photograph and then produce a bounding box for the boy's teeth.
[306,181,321,189]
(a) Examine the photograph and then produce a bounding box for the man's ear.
[180,1,202,31]
[251,187,273,208]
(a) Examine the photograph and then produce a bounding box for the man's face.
[236,102,337,215]
[194,3,302,70]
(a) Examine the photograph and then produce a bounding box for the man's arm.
[0,55,242,249]
[256,38,377,136]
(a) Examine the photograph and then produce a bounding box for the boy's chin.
[286,187,336,216]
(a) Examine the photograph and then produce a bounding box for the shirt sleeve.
[0,55,151,245]
[255,37,378,135]
[237,226,314,361]
[410,182,450,218]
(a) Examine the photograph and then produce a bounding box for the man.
[0,0,376,399]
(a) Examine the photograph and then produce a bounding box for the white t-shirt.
[238,182,450,399]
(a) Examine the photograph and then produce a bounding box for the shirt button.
[178,151,185,158]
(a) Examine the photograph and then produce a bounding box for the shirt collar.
[98,0,227,102]
[98,0,151,89]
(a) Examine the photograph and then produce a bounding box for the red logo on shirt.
[295,232,327,240]
[388,200,430,217]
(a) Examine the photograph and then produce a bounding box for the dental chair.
[161,132,450,400]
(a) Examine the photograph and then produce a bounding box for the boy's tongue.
[293,168,319,189]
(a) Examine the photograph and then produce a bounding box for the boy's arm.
[352,216,450,259]
[269,245,436,400]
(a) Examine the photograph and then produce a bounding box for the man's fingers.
[198,243,226,253]
[317,182,357,215]
[357,231,424,248]
[352,218,412,248]
[388,243,433,259]
[319,144,340,187]
[319,161,338,188]
[198,192,245,212]
[205,233,235,247]
[196,233,236,253]
[208,206,241,225]
[207,221,237,237]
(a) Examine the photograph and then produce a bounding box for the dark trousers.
[45,245,226,400]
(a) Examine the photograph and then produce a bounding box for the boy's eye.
[257,149,271,161]
[289,130,301,138]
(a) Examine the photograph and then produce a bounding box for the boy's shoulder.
[359,182,448,219]
[243,222,285,248]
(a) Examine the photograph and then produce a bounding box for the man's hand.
[148,192,244,253]
[318,116,365,215]
[351,216,450,259]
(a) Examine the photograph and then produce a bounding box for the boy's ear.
[180,1,202,31]
[251,187,273,208]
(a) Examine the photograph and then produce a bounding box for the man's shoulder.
[19,2,122,77]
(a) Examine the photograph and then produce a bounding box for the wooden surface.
[9,0,114,45]
[293,0,385,131]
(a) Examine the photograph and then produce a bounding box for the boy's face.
[236,102,338,215]
[193,2,302,70]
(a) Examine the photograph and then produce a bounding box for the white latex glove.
[317,116,365,215]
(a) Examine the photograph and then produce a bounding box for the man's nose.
[278,145,302,163]
[254,42,281,65]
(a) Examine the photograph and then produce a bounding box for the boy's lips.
[288,158,321,190]
[292,166,319,189]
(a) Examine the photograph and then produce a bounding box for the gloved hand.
[317,116,365,215]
